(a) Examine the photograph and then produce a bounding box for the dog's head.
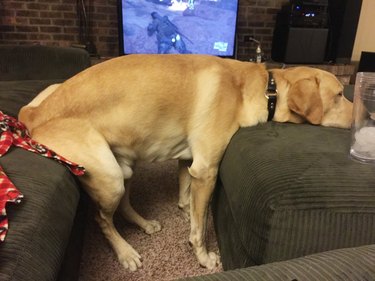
[273,67,353,129]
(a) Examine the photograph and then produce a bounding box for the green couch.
[0,45,90,281]
[179,120,375,280]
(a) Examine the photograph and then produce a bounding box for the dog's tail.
[18,83,61,133]
[18,105,38,134]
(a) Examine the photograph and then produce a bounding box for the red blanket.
[0,111,85,242]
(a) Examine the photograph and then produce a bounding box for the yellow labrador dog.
[19,54,352,271]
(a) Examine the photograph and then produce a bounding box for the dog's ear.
[287,78,323,125]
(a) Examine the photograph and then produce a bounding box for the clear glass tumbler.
[350,72,375,164]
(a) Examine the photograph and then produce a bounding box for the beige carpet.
[78,160,223,281]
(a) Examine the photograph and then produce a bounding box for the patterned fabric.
[0,166,23,242]
[0,111,85,242]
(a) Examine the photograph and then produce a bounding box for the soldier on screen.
[147,12,191,54]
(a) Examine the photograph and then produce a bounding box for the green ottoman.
[213,122,375,270]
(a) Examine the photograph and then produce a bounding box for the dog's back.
[20,55,242,131]
[19,55,262,163]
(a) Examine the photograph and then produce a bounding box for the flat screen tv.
[118,0,239,57]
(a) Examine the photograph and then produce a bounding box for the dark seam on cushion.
[216,182,260,267]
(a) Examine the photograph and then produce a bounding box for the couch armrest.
[178,244,375,281]
[0,45,91,81]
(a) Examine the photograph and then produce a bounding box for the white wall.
[351,0,375,62]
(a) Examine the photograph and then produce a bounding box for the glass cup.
[350,72,375,164]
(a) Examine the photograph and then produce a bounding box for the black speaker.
[325,0,363,63]
[272,26,328,64]
[271,0,329,64]
[285,28,328,63]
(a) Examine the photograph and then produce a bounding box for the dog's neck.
[265,71,277,122]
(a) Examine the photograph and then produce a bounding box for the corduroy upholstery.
[0,45,90,81]
[0,45,90,281]
[178,244,375,281]
[0,80,63,117]
[214,122,375,270]
[178,122,375,280]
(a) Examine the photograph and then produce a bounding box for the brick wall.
[237,0,287,61]
[0,0,288,60]
[0,0,119,57]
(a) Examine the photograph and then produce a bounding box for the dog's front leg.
[188,161,219,269]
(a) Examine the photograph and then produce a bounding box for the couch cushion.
[214,122,375,270]
[0,80,63,117]
[0,148,81,280]
[178,244,375,281]
[0,45,90,81]
[0,45,90,281]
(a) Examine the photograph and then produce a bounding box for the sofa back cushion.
[0,45,91,81]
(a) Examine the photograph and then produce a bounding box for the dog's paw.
[199,252,219,269]
[118,246,142,271]
[143,220,161,234]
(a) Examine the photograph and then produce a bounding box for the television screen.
[118,0,239,57]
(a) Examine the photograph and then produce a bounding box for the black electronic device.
[282,27,328,64]
[271,0,362,64]
[271,0,329,63]
[289,0,328,28]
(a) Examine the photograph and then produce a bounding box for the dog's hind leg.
[31,122,143,271]
[118,183,162,235]
[80,152,144,271]
[178,160,192,220]
[115,158,161,234]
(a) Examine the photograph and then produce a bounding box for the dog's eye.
[335,92,344,103]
